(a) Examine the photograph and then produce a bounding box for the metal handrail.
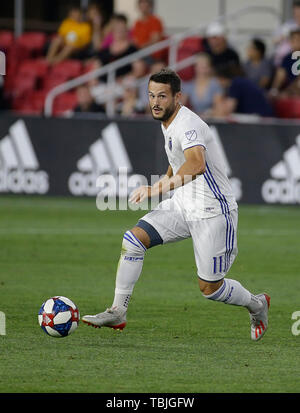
[44,5,281,117]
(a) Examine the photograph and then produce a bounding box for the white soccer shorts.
[140,197,238,282]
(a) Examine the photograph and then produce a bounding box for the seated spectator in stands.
[46,7,92,65]
[270,27,300,96]
[85,3,113,53]
[131,0,164,49]
[117,81,146,117]
[73,84,105,113]
[93,14,138,79]
[243,38,272,89]
[123,58,149,84]
[149,59,166,74]
[211,63,273,118]
[138,59,167,112]
[181,53,222,114]
[204,22,240,71]
[280,76,300,97]
[272,0,300,66]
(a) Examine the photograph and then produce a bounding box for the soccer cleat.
[249,293,270,341]
[82,307,127,331]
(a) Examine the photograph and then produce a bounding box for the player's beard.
[151,101,176,122]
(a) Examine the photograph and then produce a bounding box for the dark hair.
[68,6,81,14]
[149,68,181,95]
[215,62,244,79]
[139,0,154,7]
[112,13,128,25]
[252,38,266,58]
[293,0,300,8]
[290,27,300,37]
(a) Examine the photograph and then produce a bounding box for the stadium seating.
[42,73,70,92]
[27,90,49,113]
[3,27,300,119]
[176,36,203,81]
[0,30,84,115]
[274,97,300,119]
[53,92,78,115]
[0,30,14,52]
[19,58,49,79]
[16,32,47,57]
[12,73,37,98]
[50,60,82,79]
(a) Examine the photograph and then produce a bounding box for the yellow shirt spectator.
[58,18,92,49]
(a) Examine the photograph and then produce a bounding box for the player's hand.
[129,186,153,204]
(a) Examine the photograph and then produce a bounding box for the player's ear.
[175,91,182,104]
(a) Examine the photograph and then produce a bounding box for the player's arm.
[157,145,206,193]
[130,147,205,203]
[152,165,173,189]
[129,165,173,204]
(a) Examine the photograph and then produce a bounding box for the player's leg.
[111,225,155,312]
[190,209,270,341]
[82,226,153,329]
[111,199,190,314]
[82,197,190,329]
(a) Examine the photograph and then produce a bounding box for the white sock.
[112,231,146,311]
[204,278,263,313]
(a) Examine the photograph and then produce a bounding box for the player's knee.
[135,220,163,249]
[130,226,151,249]
[198,278,224,296]
[121,230,147,256]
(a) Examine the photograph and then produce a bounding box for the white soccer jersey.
[161,105,238,219]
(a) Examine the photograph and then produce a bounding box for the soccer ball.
[38,296,80,338]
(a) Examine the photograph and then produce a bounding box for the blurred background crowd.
[1,0,300,119]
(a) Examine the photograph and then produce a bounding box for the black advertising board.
[0,114,299,205]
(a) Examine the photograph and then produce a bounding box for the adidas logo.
[262,134,300,203]
[209,126,242,201]
[0,119,49,194]
[68,122,143,198]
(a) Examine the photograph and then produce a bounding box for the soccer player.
[82,69,270,341]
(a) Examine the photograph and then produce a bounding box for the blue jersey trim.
[204,162,234,272]
[183,144,206,152]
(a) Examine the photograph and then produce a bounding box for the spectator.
[73,84,105,113]
[139,59,166,112]
[280,76,300,97]
[272,0,300,66]
[149,59,166,74]
[243,38,272,89]
[212,63,273,118]
[120,57,149,108]
[46,7,92,65]
[117,81,146,117]
[85,3,113,53]
[270,27,300,96]
[204,22,240,71]
[93,14,138,79]
[181,53,222,114]
[131,0,164,48]
[123,58,149,84]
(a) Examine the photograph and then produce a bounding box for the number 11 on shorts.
[213,256,224,274]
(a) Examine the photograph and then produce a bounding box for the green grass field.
[0,195,299,393]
